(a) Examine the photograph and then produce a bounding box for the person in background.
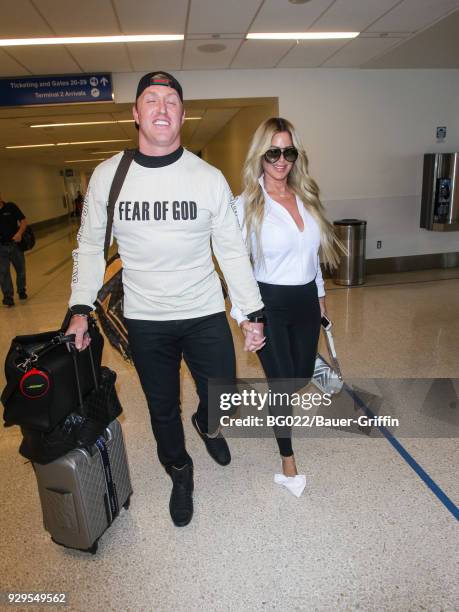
[231,117,344,493]
[74,190,84,217]
[0,192,28,307]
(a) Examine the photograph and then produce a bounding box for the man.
[0,193,28,307]
[66,71,265,527]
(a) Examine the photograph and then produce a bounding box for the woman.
[231,117,344,490]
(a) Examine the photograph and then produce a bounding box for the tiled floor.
[0,220,457,611]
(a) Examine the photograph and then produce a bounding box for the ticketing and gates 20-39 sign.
[0,74,113,106]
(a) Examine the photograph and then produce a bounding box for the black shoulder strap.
[104,149,136,261]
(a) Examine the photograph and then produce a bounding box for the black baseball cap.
[135,71,183,102]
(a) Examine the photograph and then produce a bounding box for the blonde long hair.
[242,117,346,268]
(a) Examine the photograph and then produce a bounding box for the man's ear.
[132,103,139,125]
[181,108,186,127]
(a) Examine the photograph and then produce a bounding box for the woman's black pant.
[126,312,236,469]
[256,281,321,457]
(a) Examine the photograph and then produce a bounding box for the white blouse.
[230,175,325,325]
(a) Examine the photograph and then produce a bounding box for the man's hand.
[65,315,91,351]
[12,219,27,242]
[240,320,266,352]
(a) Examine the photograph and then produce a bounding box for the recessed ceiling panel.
[365,10,459,68]
[311,0,401,33]
[114,0,188,34]
[0,0,52,37]
[127,42,183,71]
[279,40,347,68]
[0,50,30,77]
[251,0,332,33]
[70,45,132,72]
[6,46,82,75]
[368,0,459,33]
[232,40,293,69]
[183,39,241,70]
[35,0,120,36]
[323,37,401,67]
[188,0,261,35]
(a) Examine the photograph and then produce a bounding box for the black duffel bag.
[19,366,122,464]
[1,319,103,432]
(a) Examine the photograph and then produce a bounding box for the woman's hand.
[319,297,327,318]
[240,320,266,352]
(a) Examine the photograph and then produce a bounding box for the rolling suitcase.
[33,418,132,554]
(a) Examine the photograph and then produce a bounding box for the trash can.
[333,219,367,286]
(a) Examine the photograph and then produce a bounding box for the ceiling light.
[5,143,55,149]
[65,159,107,162]
[31,120,135,128]
[31,117,201,128]
[288,0,312,4]
[0,34,184,47]
[6,139,131,149]
[247,32,359,40]
[56,139,131,146]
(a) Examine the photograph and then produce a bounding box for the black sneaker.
[192,413,231,466]
[19,292,28,300]
[2,297,14,307]
[167,463,194,527]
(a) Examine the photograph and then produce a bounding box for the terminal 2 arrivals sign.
[0,73,113,106]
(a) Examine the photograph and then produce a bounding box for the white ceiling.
[0,1,457,170]
[0,0,458,75]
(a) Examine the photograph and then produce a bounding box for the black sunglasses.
[263,146,299,164]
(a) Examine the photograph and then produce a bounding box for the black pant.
[256,281,321,457]
[125,312,236,469]
[0,242,26,300]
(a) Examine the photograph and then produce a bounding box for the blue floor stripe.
[344,383,459,521]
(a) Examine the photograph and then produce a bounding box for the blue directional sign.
[0,73,113,106]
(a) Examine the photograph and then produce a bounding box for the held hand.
[66,315,91,351]
[240,320,266,352]
[11,232,21,243]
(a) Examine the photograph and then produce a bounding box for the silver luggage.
[33,419,132,554]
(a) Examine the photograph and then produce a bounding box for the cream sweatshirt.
[70,148,263,320]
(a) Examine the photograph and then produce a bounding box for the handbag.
[19,226,36,252]
[1,318,103,432]
[18,366,122,464]
[312,327,344,395]
[95,149,136,361]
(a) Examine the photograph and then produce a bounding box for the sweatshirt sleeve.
[211,175,263,319]
[227,195,250,325]
[69,166,110,309]
[315,253,326,298]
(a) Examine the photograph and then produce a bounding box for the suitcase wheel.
[87,541,98,555]
[123,495,131,510]
[51,536,98,555]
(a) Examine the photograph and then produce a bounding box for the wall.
[115,68,459,259]
[0,159,67,224]
[201,101,278,195]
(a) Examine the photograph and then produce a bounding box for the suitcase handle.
[69,343,99,413]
